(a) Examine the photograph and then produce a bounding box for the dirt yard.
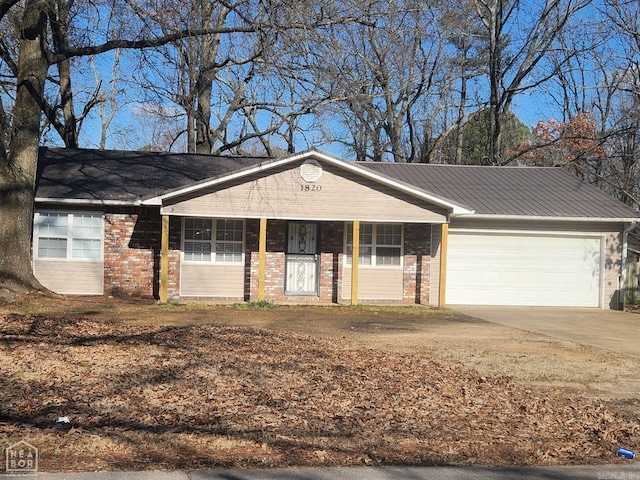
[1,293,639,472]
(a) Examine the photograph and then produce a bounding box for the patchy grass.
[234,300,279,309]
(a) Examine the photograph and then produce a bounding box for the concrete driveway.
[453,306,640,359]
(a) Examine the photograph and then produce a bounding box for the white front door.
[285,222,318,295]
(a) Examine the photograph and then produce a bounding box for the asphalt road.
[29,465,640,480]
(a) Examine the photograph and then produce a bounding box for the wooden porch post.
[351,220,360,306]
[438,223,449,308]
[159,214,169,303]
[258,217,267,301]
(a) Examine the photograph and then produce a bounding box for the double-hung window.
[345,223,402,267]
[214,219,244,262]
[35,212,102,260]
[184,218,213,262]
[183,218,244,263]
[375,224,402,266]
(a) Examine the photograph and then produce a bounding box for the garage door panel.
[446,232,601,307]
[482,271,501,283]
[539,271,559,283]
[500,271,520,284]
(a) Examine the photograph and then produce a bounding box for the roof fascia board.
[455,213,640,222]
[159,209,448,224]
[35,197,143,206]
[144,150,474,215]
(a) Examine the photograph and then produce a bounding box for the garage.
[446,231,603,307]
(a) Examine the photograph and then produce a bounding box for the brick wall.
[403,223,431,304]
[265,220,287,300]
[103,207,180,299]
[319,222,344,303]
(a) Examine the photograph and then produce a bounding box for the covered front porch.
[157,216,448,306]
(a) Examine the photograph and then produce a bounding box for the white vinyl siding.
[342,268,404,300]
[165,162,448,223]
[34,261,104,295]
[446,231,603,307]
[180,264,244,298]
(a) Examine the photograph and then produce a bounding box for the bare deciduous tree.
[0,0,262,295]
[474,0,589,165]
[311,0,451,163]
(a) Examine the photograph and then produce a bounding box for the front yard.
[1,294,639,472]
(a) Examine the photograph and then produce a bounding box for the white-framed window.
[184,218,213,262]
[183,218,244,264]
[345,223,402,267]
[375,224,403,266]
[34,211,103,260]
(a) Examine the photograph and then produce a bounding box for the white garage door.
[446,232,602,307]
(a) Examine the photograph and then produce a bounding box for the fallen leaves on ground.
[1,313,638,472]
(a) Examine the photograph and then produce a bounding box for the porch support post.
[258,217,267,301]
[438,223,449,308]
[351,220,360,306]
[159,214,169,304]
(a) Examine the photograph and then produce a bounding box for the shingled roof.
[36,147,639,220]
[35,147,265,204]
[357,162,639,220]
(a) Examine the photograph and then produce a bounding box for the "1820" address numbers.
[300,184,322,192]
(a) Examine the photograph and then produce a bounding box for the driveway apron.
[453,306,640,358]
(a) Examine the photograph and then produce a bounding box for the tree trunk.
[58,57,79,147]
[52,0,78,147]
[492,107,503,164]
[454,52,469,165]
[622,130,637,206]
[187,109,196,153]
[0,0,49,295]
[195,68,214,153]
[487,3,501,165]
[195,1,226,154]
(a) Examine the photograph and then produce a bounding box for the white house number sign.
[299,160,323,191]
